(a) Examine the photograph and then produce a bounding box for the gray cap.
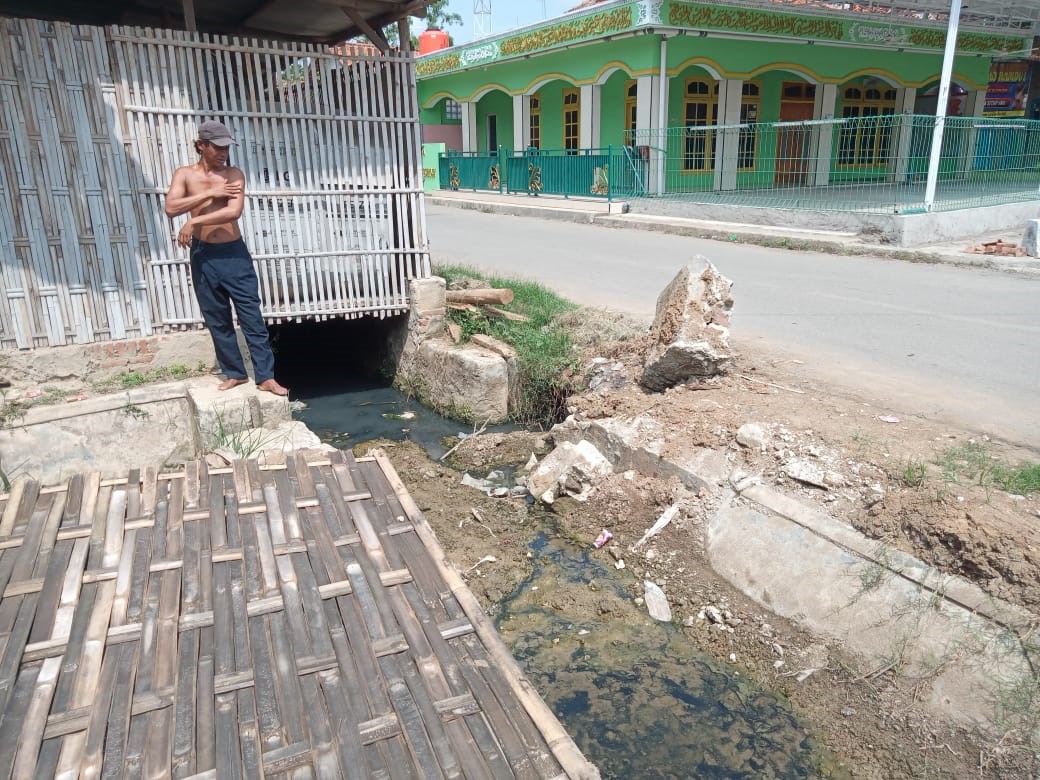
[198,119,237,146]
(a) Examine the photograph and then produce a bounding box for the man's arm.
[174,168,247,247]
[184,169,246,227]
[164,167,242,217]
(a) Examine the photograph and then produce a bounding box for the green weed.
[899,459,927,487]
[934,441,1040,496]
[122,396,150,420]
[91,363,208,394]
[206,408,282,459]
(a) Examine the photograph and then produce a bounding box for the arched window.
[529,93,541,150]
[625,80,638,144]
[838,83,898,166]
[563,88,580,152]
[683,78,718,171]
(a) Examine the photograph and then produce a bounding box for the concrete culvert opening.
[270,316,514,458]
[270,316,405,394]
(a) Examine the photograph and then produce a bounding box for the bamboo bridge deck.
[0,450,598,779]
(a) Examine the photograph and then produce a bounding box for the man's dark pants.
[189,237,275,384]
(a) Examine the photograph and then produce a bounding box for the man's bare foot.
[218,377,249,391]
[257,378,289,397]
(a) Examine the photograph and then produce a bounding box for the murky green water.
[497,531,822,779]
[294,381,471,459]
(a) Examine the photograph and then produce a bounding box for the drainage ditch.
[279,320,835,778]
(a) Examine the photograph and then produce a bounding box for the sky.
[429,1,577,46]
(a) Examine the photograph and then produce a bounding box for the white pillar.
[461,101,477,153]
[635,74,661,192]
[715,78,743,191]
[636,75,659,137]
[580,84,601,149]
[655,38,669,195]
[513,94,531,154]
[959,89,987,176]
[813,83,838,186]
[891,87,918,182]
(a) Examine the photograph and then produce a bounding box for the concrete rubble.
[526,439,614,504]
[641,257,734,391]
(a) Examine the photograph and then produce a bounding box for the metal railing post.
[607,145,613,203]
[497,146,505,194]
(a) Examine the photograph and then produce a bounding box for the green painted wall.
[419,37,650,106]
[419,32,992,113]
[475,90,513,152]
[664,35,989,90]
[600,70,632,148]
[417,0,1025,84]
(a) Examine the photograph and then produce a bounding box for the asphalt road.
[426,203,1040,448]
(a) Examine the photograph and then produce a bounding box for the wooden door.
[775,84,816,186]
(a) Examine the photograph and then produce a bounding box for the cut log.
[483,306,530,323]
[446,288,515,305]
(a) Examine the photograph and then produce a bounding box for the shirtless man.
[164,119,288,396]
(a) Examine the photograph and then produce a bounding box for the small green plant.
[899,459,927,487]
[993,463,1040,495]
[119,371,148,388]
[207,408,282,459]
[934,441,1040,496]
[92,364,210,394]
[122,396,150,420]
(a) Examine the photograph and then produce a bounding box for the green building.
[416,0,1037,207]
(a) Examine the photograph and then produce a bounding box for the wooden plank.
[172,628,200,778]
[370,450,586,779]
[0,662,42,777]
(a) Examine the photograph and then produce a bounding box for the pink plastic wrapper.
[592,528,613,549]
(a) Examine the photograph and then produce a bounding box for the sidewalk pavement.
[427,189,1040,276]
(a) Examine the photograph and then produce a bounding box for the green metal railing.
[629,114,1040,214]
[438,146,647,200]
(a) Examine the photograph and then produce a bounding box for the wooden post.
[181,0,196,31]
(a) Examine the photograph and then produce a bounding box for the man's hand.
[177,219,195,248]
[209,179,242,200]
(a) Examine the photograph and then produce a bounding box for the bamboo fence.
[0,18,431,351]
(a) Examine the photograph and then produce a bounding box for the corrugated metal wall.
[0,18,430,350]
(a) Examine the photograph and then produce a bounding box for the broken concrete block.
[413,340,510,424]
[736,422,770,451]
[784,458,829,489]
[526,440,613,503]
[1023,219,1040,258]
[641,257,734,391]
